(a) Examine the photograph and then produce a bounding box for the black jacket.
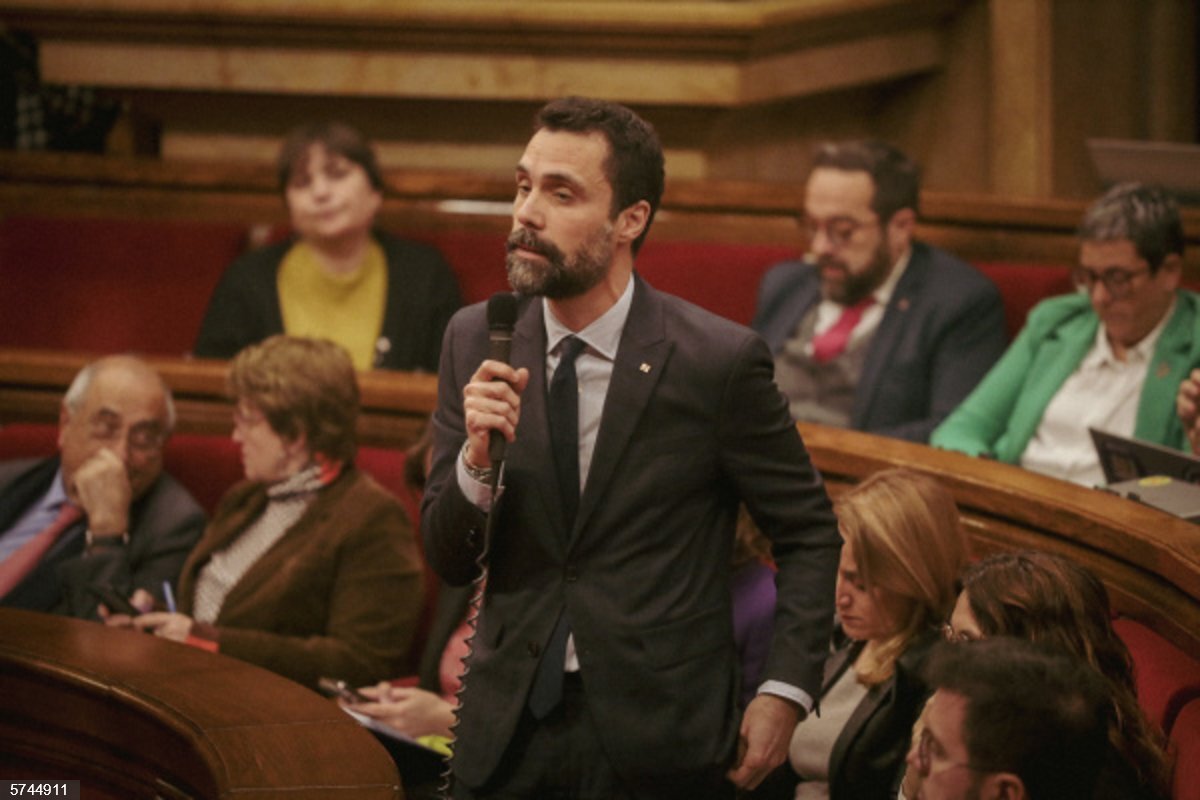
[194,231,462,372]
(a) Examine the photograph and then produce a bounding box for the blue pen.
[162,580,176,613]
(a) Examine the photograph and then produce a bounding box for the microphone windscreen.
[487,292,519,331]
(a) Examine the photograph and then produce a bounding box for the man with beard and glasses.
[905,638,1110,800]
[421,96,840,799]
[752,140,1006,443]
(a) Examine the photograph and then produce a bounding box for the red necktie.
[811,297,874,363]
[0,503,83,599]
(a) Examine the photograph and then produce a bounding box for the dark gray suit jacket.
[422,275,841,790]
[0,456,205,619]
[752,241,1007,443]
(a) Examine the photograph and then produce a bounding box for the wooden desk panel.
[0,608,402,799]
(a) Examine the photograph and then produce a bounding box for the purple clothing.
[733,558,777,709]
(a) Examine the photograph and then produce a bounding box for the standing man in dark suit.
[752,140,1007,443]
[422,96,841,799]
[0,355,205,619]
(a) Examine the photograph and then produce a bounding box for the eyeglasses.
[941,622,981,644]
[233,406,268,430]
[914,727,988,776]
[86,414,166,454]
[801,214,878,250]
[1072,265,1151,299]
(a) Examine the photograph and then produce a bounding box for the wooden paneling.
[0,608,402,798]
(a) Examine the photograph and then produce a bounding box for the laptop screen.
[1089,428,1200,485]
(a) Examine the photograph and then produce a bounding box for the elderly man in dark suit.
[752,140,1007,443]
[0,355,204,619]
[422,96,841,799]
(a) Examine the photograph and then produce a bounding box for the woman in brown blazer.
[129,335,424,689]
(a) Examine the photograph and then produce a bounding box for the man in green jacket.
[932,183,1198,486]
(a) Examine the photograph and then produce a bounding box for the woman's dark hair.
[276,121,385,194]
[960,551,1172,795]
[534,96,664,255]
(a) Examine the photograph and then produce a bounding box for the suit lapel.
[854,247,927,425]
[0,458,61,532]
[573,277,672,547]
[1008,312,1098,450]
[1137,294,1195,441]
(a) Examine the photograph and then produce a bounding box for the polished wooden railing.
[2,151,1199,271]
[3,347,1199,662]
[0,348,437,449]
[0,608,402,799]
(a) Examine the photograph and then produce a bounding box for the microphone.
[486,292,519,465]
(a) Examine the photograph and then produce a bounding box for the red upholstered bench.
[0,421,437,672]
[1,213,1092,355]
[1114,617,1200,735]
[1171,698,1200,800]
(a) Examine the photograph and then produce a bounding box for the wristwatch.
[86,529,130,550]
[461,442,494,483]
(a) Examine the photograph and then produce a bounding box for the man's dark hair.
[811,139,920,222]
[276,121,385,194]
[924,638,1111,800]
[534,96,664,255]
[1079,182,1184,273]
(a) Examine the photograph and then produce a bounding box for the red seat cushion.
[1114,617,1200,734]
[1171,698,1200,800]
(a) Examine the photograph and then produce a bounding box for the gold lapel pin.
[639,363,652,373]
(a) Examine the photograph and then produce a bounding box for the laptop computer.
[1089,428,1200,522]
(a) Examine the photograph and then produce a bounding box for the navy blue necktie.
[528,335,586,719]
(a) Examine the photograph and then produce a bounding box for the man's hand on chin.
[726,693,802,790]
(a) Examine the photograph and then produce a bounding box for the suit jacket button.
[565,565,578,582]
[528,642,541,658]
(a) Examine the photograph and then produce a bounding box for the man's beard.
[819,239,892,305]
[506,224,614,299]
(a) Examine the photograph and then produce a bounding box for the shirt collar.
[871,246,911,306]
[1085,294,1176,368]
[542,276,635,360]
[49,467,71,509]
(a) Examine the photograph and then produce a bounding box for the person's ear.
[1156,252,1183,290]
[886,207,916,246]
[978,772,1028,800]
[615,200,651,248]
[285,430,310,460]
[58,403,71,448]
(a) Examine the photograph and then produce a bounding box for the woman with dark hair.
[194,121,460,371]
[128,336,425,689]
[943,550,1172,799]
[758,468,967,799]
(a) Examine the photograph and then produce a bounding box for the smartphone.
[318,677,369,704]
[88,583,141,616]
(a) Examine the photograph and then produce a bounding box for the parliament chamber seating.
[5,408,1200,796]
[0,212,1074,356]
[3,157,1200,796]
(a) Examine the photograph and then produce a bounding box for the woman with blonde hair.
[945,550,1172,799]
[758,467,968,799]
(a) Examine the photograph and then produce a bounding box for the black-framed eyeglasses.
[800,214,878,250]
[1072,265,1151,299]
[915,727,989,776]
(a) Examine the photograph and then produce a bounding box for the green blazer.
[931,291,1200,464]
